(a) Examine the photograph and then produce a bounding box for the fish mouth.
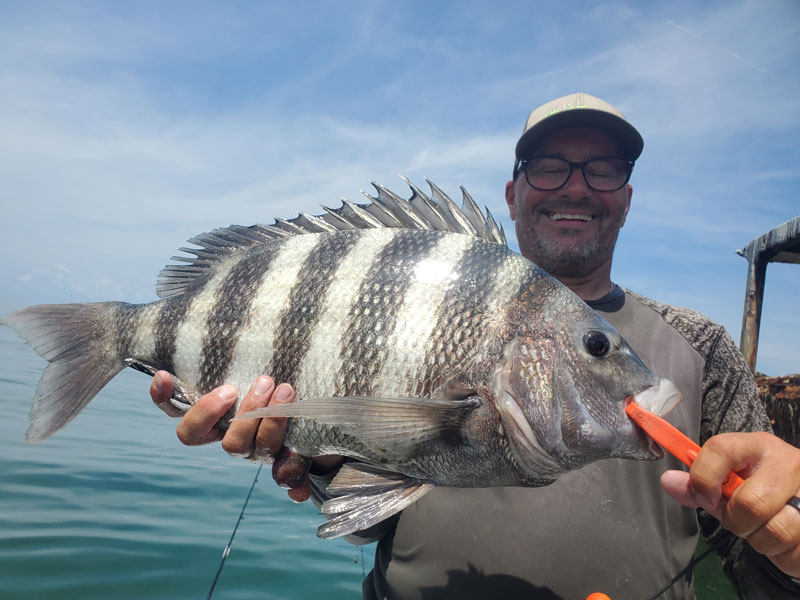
[622,379,683,459]
[626,398,665,458]
[549,374,683,464]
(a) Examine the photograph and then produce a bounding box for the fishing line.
[207,463,263,600]
[206,461,711,599]
[645,544,715,600]
[361,546,366,579]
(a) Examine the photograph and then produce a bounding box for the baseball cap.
[514,92,644,166]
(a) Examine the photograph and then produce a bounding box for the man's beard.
[515,211,624,279]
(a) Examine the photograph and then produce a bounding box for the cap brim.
[515,109,644,162]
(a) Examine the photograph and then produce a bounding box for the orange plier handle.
[625,400,744,497]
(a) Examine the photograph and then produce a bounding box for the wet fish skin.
[2,180,682,539]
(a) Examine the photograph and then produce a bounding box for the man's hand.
[660,431,800,577]
[150,371,313,502]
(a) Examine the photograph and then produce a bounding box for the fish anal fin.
[317,463,434,539]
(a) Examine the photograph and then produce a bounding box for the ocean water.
[0,325,373,599]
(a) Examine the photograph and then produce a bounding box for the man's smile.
[547,212,595,222]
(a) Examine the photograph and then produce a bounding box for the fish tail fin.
[2,302,128,443]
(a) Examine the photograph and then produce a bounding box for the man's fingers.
[170,376,314,504]
[660,470,726,518]
[176,385,238,446]
[150,371,185,418]
[287,479,312,503]
[661,470,702,507]
[694,433,800,538]
[768,540,800,579]
[254,383,295,457]
[221,377,275,458]
[273,447,312,489]
[747,498,800,558]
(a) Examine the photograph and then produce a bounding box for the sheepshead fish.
[3,179,681,539]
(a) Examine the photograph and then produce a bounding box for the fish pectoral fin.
[235,394,480,452]
[317,462,434,539]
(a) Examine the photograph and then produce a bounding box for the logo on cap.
[546,101,588,117]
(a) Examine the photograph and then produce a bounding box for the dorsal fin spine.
[155,179,508,299]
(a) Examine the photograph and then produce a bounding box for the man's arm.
[659,328,800,592]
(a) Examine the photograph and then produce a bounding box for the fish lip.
[555,367,662,463]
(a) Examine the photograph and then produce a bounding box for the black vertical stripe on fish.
[197,244,283,393]
[415,242,526,398]
[267,232,360,387]
[153,293,194,375]
[368,233,474,399]
[335,229,442,397]
[291,230,399,403]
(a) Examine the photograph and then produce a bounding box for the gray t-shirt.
[344,288,795,599]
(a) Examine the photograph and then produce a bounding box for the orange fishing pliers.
[625,400,744,497]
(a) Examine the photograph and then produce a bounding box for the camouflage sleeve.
[698,324,770,442]
[697,326,800,598]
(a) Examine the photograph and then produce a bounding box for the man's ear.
[621,183,633,227]
[504,180,517,221]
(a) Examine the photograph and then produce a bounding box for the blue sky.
[1,0,797,375]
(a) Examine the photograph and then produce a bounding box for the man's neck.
[555,273,614,302]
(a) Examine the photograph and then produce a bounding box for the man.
[151,93,800,598]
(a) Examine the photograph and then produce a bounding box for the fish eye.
[584,330,611,358]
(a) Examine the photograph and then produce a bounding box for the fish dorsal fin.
[156,223,285,299]
[156,179,507,299]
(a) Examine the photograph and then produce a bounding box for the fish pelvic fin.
[317,463,434,539]
[2,302,126,443]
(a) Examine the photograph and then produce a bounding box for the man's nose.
[560,166,591,197]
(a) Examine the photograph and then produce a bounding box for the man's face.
[504,127,632,279]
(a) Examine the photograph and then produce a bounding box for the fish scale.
[267,231,360,387]
[198,241,283,392]
[217,233,322,394]
[334,229,442,398]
